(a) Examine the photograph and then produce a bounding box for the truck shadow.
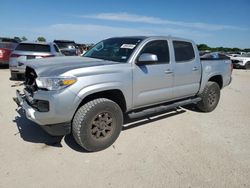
[14,108,186,153]
[14,108,63,147]
[64,108,186,152]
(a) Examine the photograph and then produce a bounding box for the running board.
[128,97,201,119]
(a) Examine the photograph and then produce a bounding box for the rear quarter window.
[173,41,195,62]
[15,43,51,52]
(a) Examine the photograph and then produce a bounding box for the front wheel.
[196,81,220,112]
[72,98,123,152]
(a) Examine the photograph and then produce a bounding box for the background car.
[53,40,79,56]
[0,37,19,66]
[9,42,62,79]
[230,53,250,69]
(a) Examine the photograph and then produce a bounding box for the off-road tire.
[245,62,250,70]
[72,98,123,152]
[196,81,220,112]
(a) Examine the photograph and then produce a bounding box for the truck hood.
[26,56,121,77]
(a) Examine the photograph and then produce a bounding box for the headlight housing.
[35,76,77,91]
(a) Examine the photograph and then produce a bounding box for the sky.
[1,0,250,48]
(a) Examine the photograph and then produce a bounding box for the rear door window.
[15,43,51,52]
[173,41,195,62]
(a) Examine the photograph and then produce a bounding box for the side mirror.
[137,53,158,64]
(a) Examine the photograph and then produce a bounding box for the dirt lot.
[0,68,249,188]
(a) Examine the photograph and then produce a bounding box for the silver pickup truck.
[14,36,232,151]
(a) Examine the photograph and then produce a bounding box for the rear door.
[133,40,174,108]
[172,40,201,99]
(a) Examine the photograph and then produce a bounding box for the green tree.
[243,48,250,52]
[197,44,210,51]
[14,36,21,42]
[21,36,28,41]
[231,48,241,52]
[37,36,46,42]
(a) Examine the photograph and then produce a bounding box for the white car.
[228,54,240,58]
[231,54,250,69]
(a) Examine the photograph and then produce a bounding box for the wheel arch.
[76,89,127,113]
[208,75,223,89]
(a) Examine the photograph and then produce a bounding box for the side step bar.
[128,97,201,119]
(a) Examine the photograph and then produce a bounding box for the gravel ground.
[0,68,249,188]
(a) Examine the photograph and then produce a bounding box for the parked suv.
[53,40,79,56]
[9,42,62,79]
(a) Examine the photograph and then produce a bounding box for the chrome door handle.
[192,67,199,71]
[164,70,173,74]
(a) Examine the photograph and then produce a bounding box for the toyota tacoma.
[14,36,232,151]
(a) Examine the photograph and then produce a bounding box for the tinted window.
[0,42,17,50]
[0,38,18,43]
[54,41,76,49]
[84,38,142,62]
[54,45,59,52]
[173,41,195,62]
[140,40,169,63]
[16,43,51,52]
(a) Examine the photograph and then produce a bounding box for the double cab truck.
[14,36,232,151]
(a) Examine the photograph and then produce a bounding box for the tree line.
[14,36,46,42]
[197,44,250,53]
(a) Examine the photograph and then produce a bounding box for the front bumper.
[14,89,78,136]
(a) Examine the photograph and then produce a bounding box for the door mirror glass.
[137,53,158,64]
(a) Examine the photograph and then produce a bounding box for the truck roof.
[107,36,194,43]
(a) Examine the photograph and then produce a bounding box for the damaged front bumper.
[14,90,71,136]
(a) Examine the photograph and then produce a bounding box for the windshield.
[84,38,142,62]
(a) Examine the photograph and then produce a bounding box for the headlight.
[35,76,77,90]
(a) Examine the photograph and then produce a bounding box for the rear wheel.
[245,62,250,69]
[72,98,123,152]
[196,81,220,112]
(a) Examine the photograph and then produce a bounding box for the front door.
[133,40,174,108]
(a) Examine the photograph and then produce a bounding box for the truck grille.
[25,66,38,94]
